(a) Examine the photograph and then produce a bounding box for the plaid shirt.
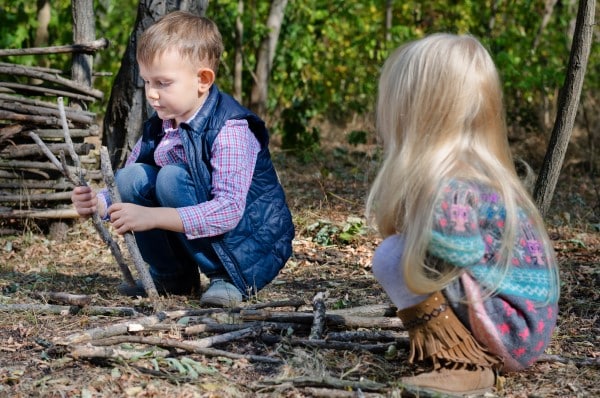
[100,117,260,240]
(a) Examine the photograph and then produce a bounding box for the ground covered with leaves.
[1,144,599,397]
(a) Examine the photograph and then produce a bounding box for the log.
[0,38,109,57]
[0,82,97,103]
[0,110,63,126]
[0,100,95,124]
[33,127,99,139]
[0,179,74,190]
[0,208,78,219]
[1,142,94,159]
[0,64,104,99]
[0,191,73,202]
[0,124,24,144]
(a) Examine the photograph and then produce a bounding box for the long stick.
[100,146,158,298]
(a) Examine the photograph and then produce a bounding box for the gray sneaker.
[200,279,242,307]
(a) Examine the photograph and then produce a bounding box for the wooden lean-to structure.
[0,4,107,235]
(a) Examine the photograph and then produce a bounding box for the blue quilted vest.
[137,85,295,296]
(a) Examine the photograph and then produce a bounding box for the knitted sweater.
[429,179,558,371]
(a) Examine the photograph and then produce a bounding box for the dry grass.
[1,145,598,397]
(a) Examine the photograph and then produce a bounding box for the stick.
[309,292,327,340]
[35,292,92,307]
[0,304,139,317]
[260,335,405,353]
[325,330,408,342]
[28,129,135,287]
[256,375,386,393]
[239,309,404,330]
[100,146,158,298]
[0,38,109,57]
[82,334,282,364]
[536,354,600,367]
[69,345,170,361]
[93,326,259,350]
[0,82,97,103]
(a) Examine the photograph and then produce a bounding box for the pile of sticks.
[0,39,108,225]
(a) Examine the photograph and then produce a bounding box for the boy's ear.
[197,68,215,92]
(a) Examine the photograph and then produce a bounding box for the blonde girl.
[367,33,559,395]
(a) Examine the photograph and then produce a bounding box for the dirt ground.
[1,144,599,397]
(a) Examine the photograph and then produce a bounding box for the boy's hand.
[108,203,153,235]
[71,186,101,218]
[108,204,184,235]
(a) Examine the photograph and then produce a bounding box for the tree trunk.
[102,0,209,168]
[533,0,595,216]
[233,0,244,102]
[71,0,95,109]
[249,0,288,116]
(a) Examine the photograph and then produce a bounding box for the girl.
[366,34,560,395]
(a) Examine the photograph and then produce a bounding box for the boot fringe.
[398,291,502,369]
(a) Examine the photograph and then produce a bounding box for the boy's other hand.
[71,186,99,218]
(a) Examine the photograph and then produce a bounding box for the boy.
[71,11,295,307]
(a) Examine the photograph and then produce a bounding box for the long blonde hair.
[366,34,559,299]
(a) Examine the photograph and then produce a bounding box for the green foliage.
[1,0,597,153]
[307,216,367,246]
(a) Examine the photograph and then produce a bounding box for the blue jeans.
[115,163,225,283]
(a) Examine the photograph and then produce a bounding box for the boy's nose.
[146,87,159,100]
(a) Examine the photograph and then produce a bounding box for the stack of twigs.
[0,39,108,226]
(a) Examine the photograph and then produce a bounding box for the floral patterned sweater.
[430,179,559,372]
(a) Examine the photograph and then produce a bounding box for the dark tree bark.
[102,0,209,168]
[533,0,595,216]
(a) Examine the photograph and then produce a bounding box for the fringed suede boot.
[397,291,502,396]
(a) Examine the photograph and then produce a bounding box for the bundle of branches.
[0,39,108,223]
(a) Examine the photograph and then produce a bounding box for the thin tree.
[249,0,288,116]
[533,0,595,216]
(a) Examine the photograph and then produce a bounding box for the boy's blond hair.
[366,34,559,300]
[137,11,223,73]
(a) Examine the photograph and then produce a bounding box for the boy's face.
[139,49,212,125]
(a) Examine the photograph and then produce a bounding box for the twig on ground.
[240,309,404,329]
[260,335,406,354]
[536,353,600,367]
[309,292,327,340]
[92,326,259,350]
[70,344,170,360]
[34,292,92,307]
[256,375,386,393]
[325,330,408,342]
[0,304,139,317]
[73,335,282,364]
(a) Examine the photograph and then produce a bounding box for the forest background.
[0,1,598,397]
[1,0,598,169]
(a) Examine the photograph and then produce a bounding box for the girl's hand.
[71,186,100,218]
[108,203,154,235]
